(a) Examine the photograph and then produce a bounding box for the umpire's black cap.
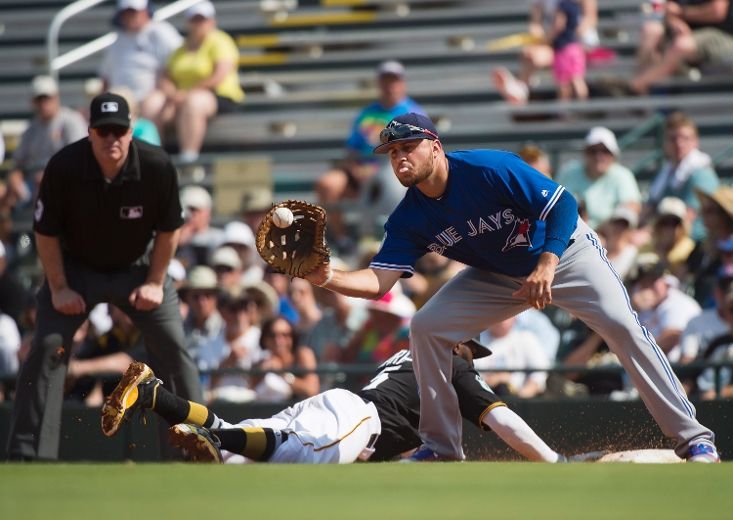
[89,92,132,128]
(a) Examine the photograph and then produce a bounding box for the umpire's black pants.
[6,258,202,460]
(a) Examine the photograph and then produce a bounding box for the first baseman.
[303,113,719,463]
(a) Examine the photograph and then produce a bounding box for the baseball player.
[102,341,585,463]
[303,113,720,463]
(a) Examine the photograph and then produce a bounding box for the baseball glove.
[255,200,330,278]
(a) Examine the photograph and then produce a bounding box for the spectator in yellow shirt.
[147,1,243,164]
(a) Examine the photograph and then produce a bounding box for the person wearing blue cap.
[315,61,426,252]
[303,112,720,463]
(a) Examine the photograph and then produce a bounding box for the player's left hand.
[129,282,164,311]
[513,252,559,309]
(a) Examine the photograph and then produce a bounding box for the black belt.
[366,433,379,450]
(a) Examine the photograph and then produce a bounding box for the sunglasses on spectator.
[213,265,235,274]
[190,290,218,300]
[93,126,129,138]
[221,300,250,313]
[655,216,682,228]
[379,122,438,145]
[266,330,293,338]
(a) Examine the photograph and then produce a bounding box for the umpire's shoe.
[101,362,161,437]
[169,424,223,463]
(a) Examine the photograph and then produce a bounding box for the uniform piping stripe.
[369,262,415,274]
[478,402,507,430]
[539,186,565,221]
[293,416,374,452]
[586,232,695,417]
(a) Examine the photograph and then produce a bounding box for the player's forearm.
[35,232,69,292]
[324,268,391,299]
[147,229,180,285]
[542,189,578,258]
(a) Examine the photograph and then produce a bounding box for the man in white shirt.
[679,266,733,364]
[631,255,702,363]
[475,317,551,398]
[99,0,182,109]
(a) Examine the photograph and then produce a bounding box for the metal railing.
[46,0,204,79]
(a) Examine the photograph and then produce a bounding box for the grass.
[1,462,731,520]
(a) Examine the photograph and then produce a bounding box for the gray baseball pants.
[410,219,714,460]
[6,258,202,460]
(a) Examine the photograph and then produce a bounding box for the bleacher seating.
[1,0,732,207]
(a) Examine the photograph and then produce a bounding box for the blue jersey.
[370,150,574,277]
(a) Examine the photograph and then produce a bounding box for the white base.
[598,449,683,463]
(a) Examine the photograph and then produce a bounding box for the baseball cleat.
[101,361,160,437]
[686,441,720,463]
[400,446,457,463]
[169,424,223,463]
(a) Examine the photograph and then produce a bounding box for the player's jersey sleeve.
[452,357,506,431]
[483,151,567,223]
[369,218,424,277]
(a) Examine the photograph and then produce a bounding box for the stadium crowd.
[1,0,733,410]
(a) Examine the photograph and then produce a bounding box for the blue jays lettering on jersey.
[370,150,573,277]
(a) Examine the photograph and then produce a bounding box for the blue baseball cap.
[373,113,439,154]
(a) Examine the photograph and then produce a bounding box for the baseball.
[273,207,294,228]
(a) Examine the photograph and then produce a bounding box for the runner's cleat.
[169,424,223,463]
[101,362,160,437]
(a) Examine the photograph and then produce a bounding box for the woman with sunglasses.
[302,112,720,464]
[7,92,202,461]
[252,317,319,401]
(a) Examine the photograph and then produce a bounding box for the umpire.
[6,92,202,460]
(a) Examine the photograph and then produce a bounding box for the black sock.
[152,386,222,428]
[212,427,288,461]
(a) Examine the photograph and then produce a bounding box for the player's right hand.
[51,287,87,315]
[304,262,333,288]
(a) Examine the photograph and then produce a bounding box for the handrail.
[47,0,108,80]
[47,0,204,79]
